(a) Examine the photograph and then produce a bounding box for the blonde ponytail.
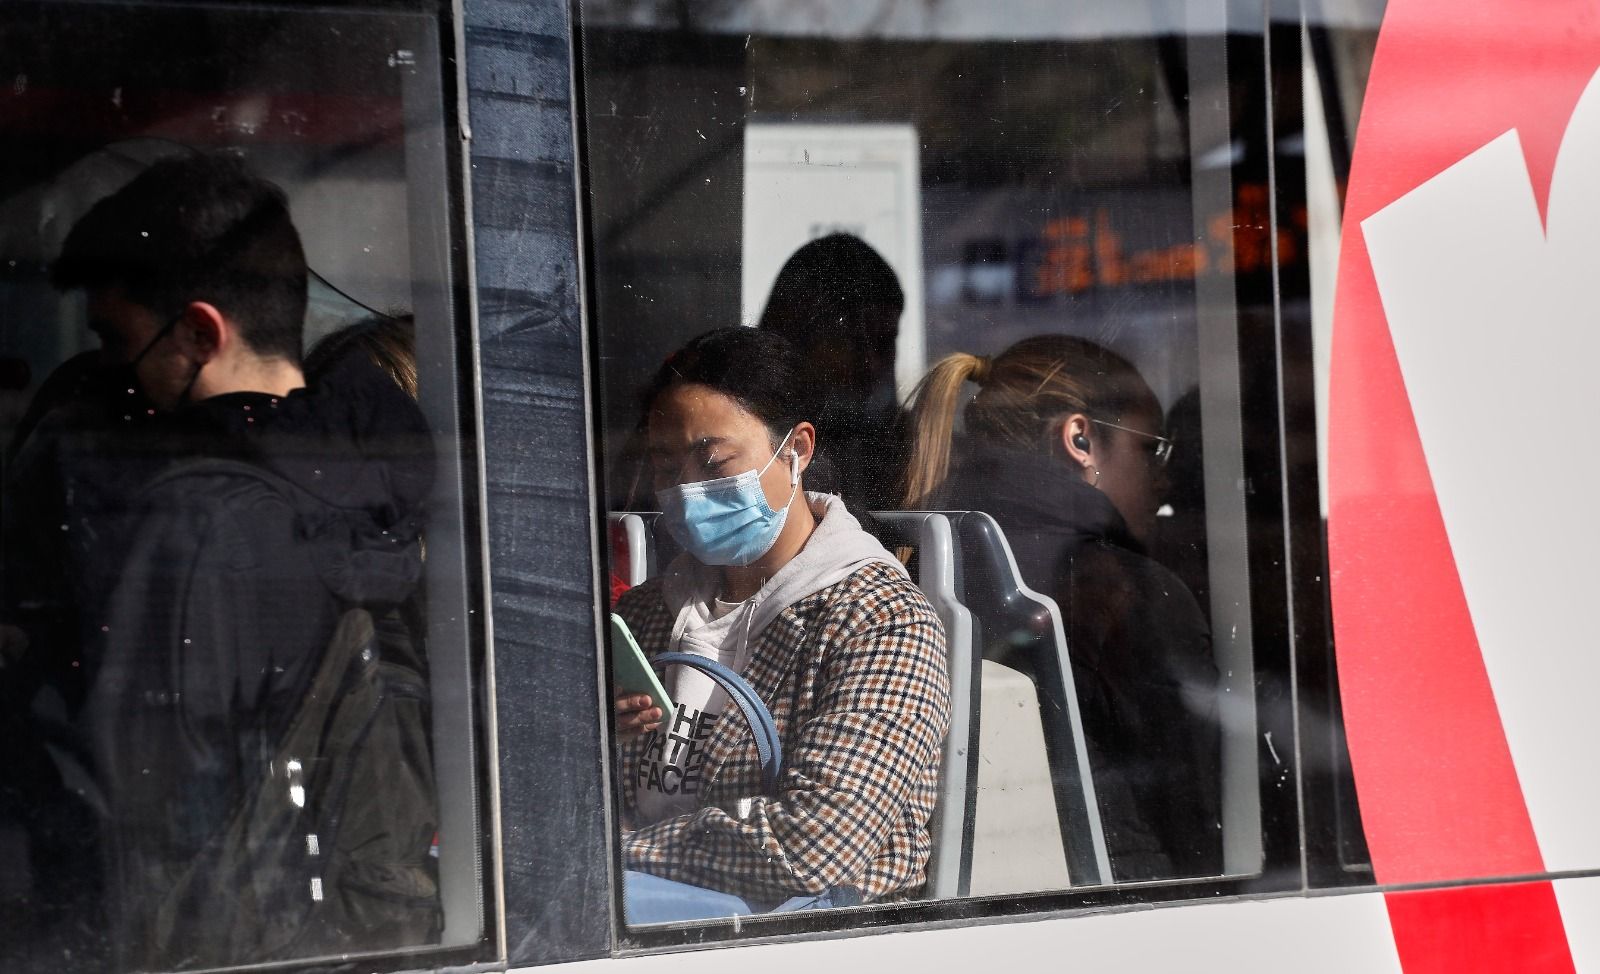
[899,335,1157,511]
[901,352,988,508]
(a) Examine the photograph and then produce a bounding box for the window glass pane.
[0,2,491,969]
[1299,0,1384,884]
[577,0,1288,932]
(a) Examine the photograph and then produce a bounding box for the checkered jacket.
[617,561,949,903]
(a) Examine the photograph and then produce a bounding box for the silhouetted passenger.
[757,233,906,510]
[3,347,152,698]
[1,284,176,961]
[48,154,437,967]
[902,335,1221,881]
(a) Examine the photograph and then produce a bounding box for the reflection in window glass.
[1301,0,1385,883]
[0,2,487,970]
[580,0,1276,928]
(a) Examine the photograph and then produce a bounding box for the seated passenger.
[902,335,1221,881]
[613,327,949,915]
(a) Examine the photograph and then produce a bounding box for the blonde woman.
[902,335,1220,881]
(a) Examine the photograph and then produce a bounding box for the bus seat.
[870,512,977,899]
[942,511,1113,887]
[968,659,1069,895]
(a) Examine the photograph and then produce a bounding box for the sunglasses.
[1090,418,1174,466]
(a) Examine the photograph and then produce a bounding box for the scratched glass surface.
[0,2,488,970]
[577,0,1290,926]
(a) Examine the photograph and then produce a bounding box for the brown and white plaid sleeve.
[617,562,950,904]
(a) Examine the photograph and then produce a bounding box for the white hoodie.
[632,494,907,825]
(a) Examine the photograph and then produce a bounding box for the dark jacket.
[80,354,433,963]
[0,356,181,941]
[935,442,1222,880]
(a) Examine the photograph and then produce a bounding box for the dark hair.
[756,233,903,345]
[640,327,810,448]
[52,153,308,362]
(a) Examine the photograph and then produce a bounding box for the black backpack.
[149,605,443,968]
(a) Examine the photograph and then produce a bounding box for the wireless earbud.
[1072,433,1091,452]
[789,450,800,486]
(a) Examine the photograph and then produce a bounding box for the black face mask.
[87,314,198,421]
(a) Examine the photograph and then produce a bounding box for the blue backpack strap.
[653,652,780,795]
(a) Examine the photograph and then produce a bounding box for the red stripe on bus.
[1385,883,1576,974]
[1327,0,1589,886]
[1329,0,1600,964]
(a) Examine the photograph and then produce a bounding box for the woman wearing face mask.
[901,335,1220,882]
[613,327,949,917]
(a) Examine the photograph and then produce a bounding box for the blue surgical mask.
[656,429,800,567]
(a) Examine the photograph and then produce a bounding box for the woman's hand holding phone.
[614,690,663,737]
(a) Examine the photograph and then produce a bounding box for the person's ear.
[1061,413,1095,468]
[790,422,816,479]
[174,301,227,364]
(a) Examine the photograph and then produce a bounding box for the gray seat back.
[870,512,976,899]
[941,510,1112,886]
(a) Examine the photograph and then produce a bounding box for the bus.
[0,0,1594,971]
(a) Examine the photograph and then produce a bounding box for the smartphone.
[610,613,675,720]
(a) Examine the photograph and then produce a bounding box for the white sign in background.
[741,124,925,400]
[1362,67,1600,874]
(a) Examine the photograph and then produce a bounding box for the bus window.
[0,2,492,970]
[576,0,1303,936]
[1298,0,1383,887]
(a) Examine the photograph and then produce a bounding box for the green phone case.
[610,613,675,719]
